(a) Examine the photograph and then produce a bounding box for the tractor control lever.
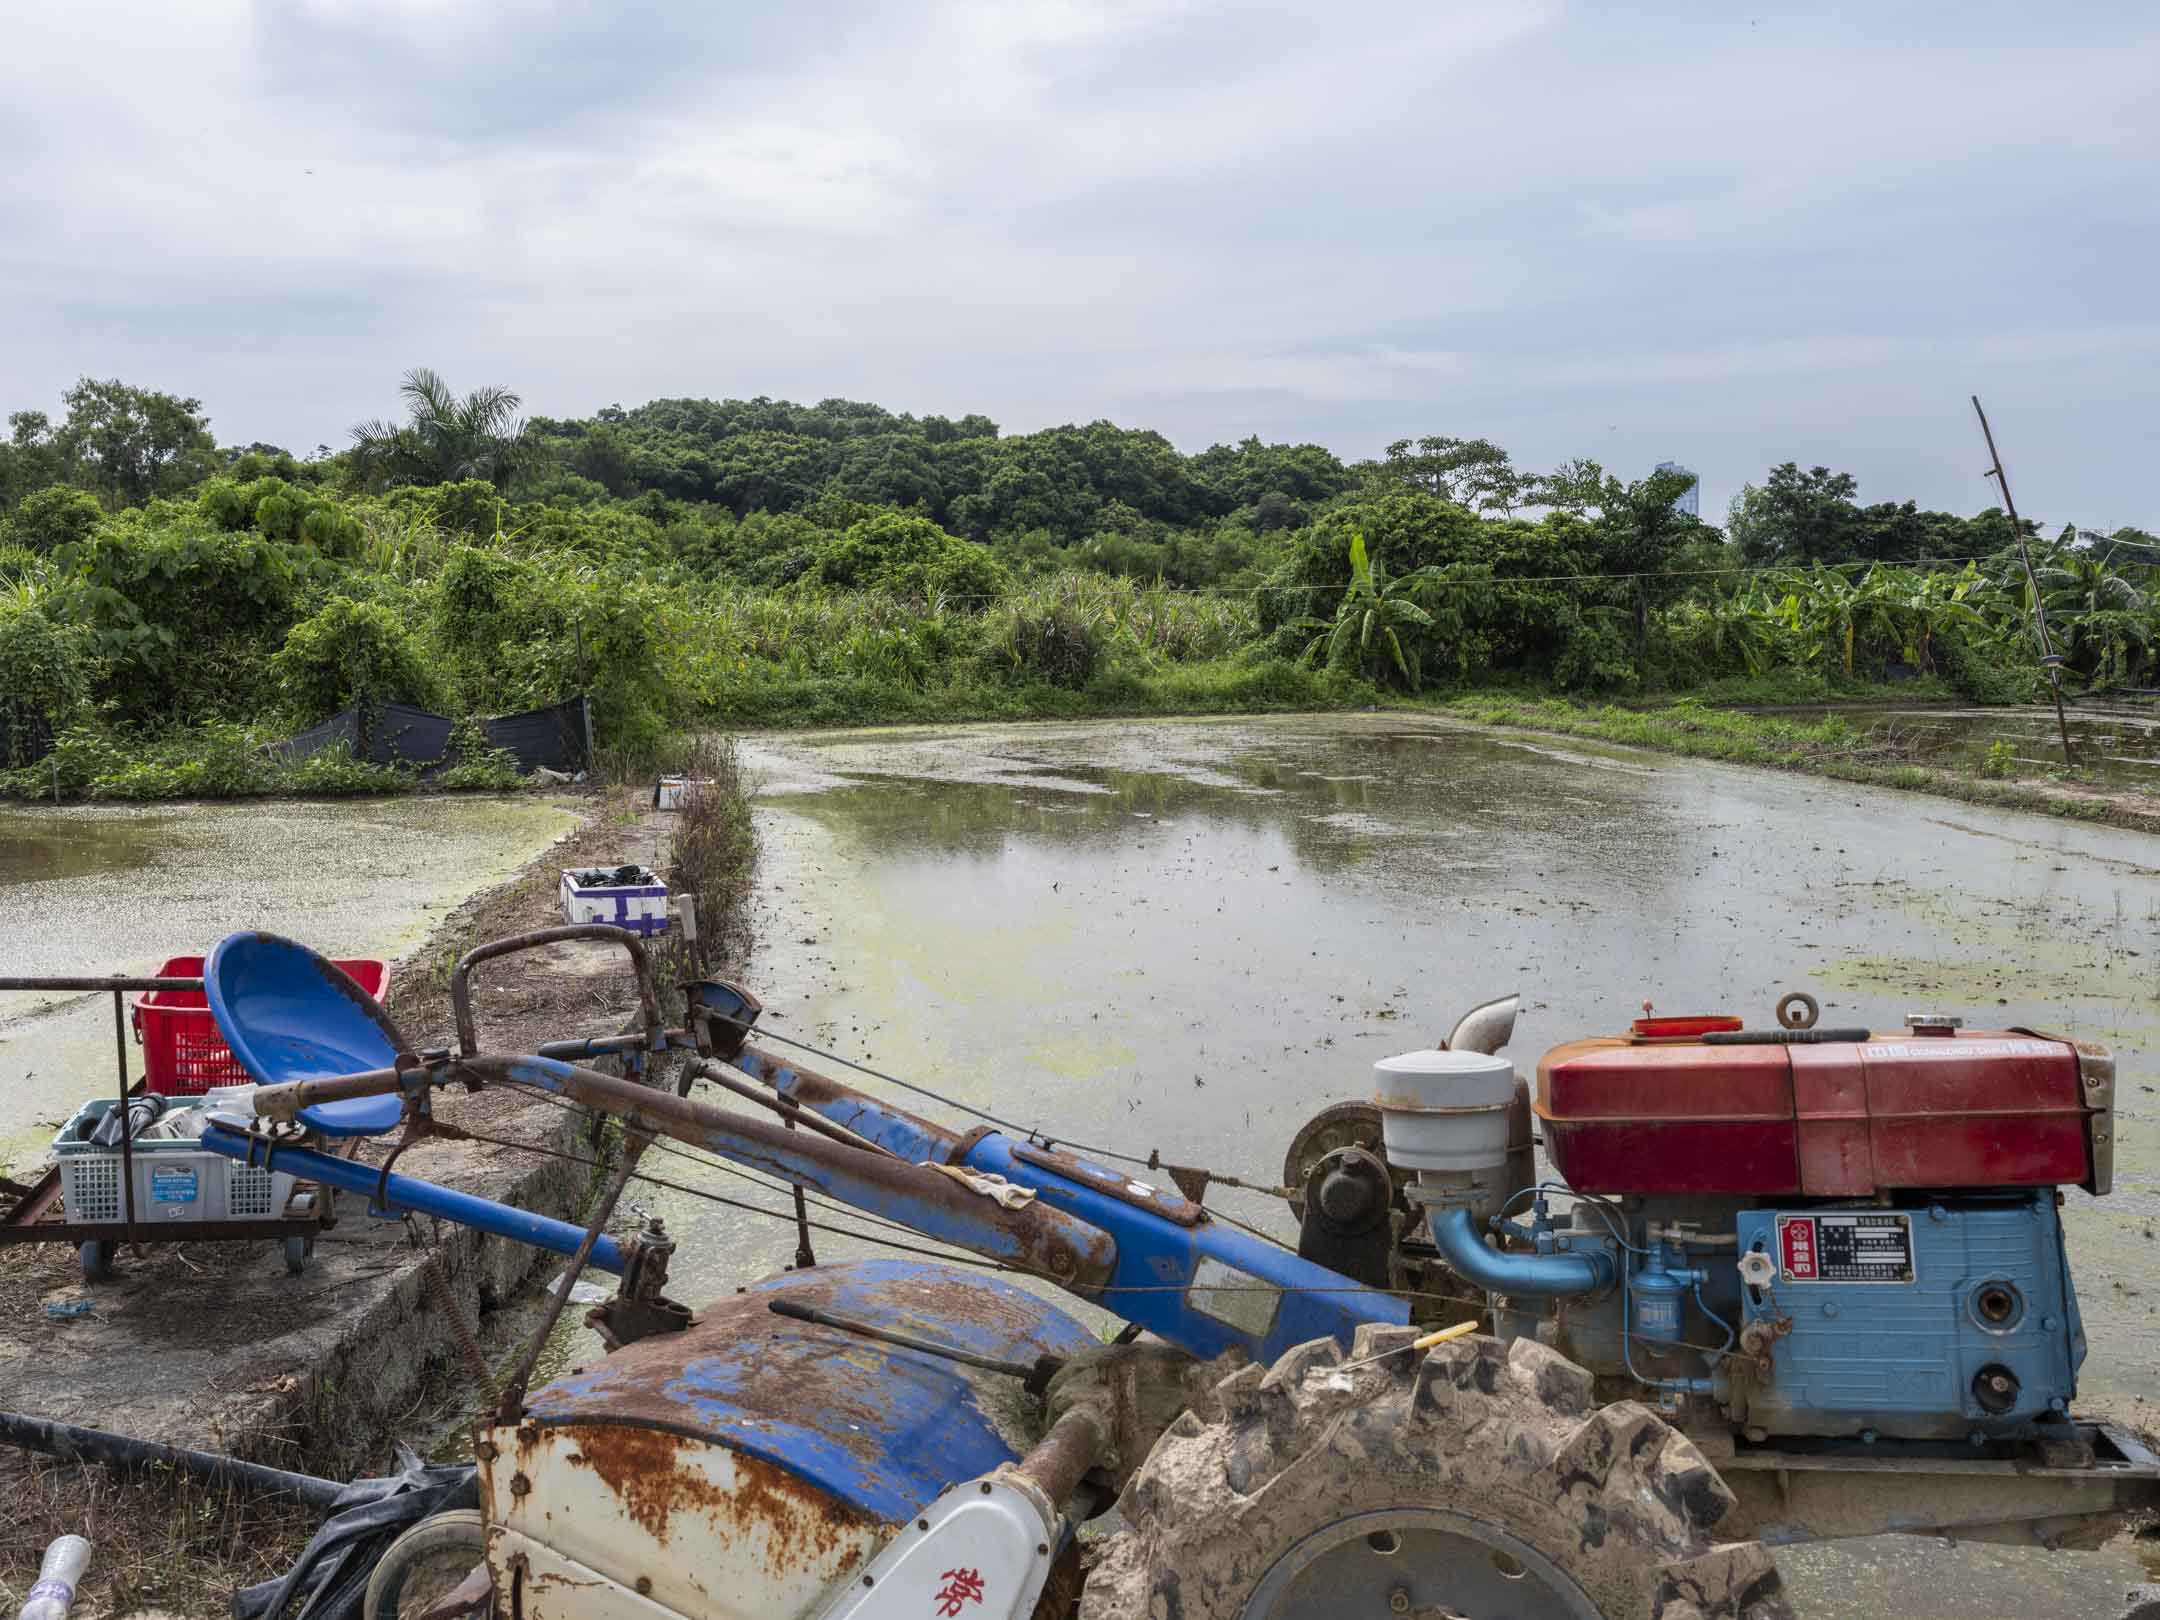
[766,1297,1067,1396]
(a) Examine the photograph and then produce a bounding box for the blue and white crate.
[55,1098,297,1225]
[560,868,672,937]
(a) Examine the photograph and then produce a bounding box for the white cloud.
[0,1,2154,527]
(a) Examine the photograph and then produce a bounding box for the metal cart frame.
[0,974,339,1277]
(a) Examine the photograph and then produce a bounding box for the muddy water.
[0,796,579,1172]
[701,714,2157,1384]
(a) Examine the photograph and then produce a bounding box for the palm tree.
[350,368,532,491]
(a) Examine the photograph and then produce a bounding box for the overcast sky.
[3,2,2153,528]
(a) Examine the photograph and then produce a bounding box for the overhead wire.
[718,549,2036,609]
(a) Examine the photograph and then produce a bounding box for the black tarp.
[272,696,590,778]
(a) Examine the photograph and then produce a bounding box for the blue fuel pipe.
[195,1117,627,1274]
[1428,1206,1615,1297]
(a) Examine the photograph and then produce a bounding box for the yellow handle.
[1409,1320,1480,1352]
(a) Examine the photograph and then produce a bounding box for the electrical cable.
[446,1091,1732,1357]
[742,1021,1162,1169]
[471,1076,957,1249]
[687,1037,1296,1249]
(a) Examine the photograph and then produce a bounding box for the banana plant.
[1292,530,1440,689]
[2037,550,2150,685]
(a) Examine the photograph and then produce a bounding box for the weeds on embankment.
[1433,693,2160,831]
[652,733,760,980]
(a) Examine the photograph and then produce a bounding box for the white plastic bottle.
[16,1536,91,1620]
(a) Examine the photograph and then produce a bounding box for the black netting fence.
[271,696,591,778]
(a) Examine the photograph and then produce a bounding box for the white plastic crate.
[560,867,671,937]
[652,776,716,810]
[54,1098,297,1226]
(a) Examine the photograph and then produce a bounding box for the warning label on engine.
[1776,1213,1914,1283]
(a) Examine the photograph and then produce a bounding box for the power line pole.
[1972,395,2075,769]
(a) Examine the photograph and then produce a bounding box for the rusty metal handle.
[451,925,664,1056]
[249,1064,409,1122]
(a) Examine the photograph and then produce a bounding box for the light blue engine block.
[1733,1195,2085,1441]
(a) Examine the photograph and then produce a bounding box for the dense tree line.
[2,372,2154,796]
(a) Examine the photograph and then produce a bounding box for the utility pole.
[1972,395,2075,769]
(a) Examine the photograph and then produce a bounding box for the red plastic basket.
[131,953,391,1096]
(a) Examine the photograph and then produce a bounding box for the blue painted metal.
[956,1135,1407,1363]
[731,1046,961,1164]
[1734,1195,2083,1440]
[1631,1245,1688,1340]
[205,932,1396,1359]
[478,1054,1115,1283]
[194,1117,626,1273]
[1429,1206,1615,1297]
[725,1049,1405,1359]
[526,1257,1100,1524]
[203,932,407,1137]
[737,1044,1406,1358]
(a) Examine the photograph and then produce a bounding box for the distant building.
[1655,461,1700,518]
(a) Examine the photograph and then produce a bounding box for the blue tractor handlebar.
[210,931,1409,1364]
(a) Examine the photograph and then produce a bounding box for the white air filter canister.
[1373,1049,1517,1173]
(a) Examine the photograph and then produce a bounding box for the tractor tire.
[363,1508,493,1620]
[1081,1325,1790,1620]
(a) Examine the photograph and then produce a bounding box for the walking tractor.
[185,927,2156,1619]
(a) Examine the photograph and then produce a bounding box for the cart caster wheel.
[364,1508,493,1620]
[282,1235,314,1276]
[80,1240,116,1283]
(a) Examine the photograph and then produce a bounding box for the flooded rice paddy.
[0,796,578,1171]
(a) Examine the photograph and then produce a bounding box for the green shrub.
[5,485,104,551]
[197,476,363,555]
[279,739,415,795]
[270,596,437,723]
[60,522,300,725]
[380,480,506,541]
[433,715,526,789]
[986,596,1102,688]
[0,587,92,765]
[803,512,1010,600]
[1937,627,2041,705]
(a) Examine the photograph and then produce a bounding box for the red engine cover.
[1536,1030,2095,1196]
